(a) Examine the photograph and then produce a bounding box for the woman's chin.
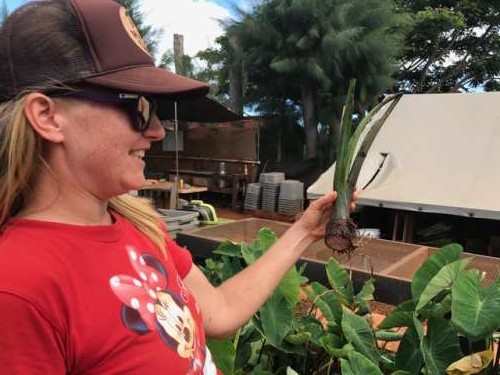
[121,176,146,194]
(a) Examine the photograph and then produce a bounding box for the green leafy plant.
[378,244,500,375]
[325,79,402,254]
[201,231,500,374]
[201,228,378,374]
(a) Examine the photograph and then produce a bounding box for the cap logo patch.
[119,7,151,56]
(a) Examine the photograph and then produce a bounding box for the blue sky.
[6,0,27,12]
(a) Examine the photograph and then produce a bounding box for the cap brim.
[156,96,241,123]
[84,66,240,122]
[85,65,210,98]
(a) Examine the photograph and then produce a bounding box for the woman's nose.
[143,114,165,141]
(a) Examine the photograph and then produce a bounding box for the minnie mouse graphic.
[109,246,216,374]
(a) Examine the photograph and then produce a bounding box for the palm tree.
[230,0,402,163]
[316,0,403,163]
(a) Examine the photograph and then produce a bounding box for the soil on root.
[324,217,359,256]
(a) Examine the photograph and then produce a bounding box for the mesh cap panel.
[0,0,239,122]
[0,1,93,99]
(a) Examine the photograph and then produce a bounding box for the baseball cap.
[0,0,239,122]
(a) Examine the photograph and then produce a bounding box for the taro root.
[325,79,402,255]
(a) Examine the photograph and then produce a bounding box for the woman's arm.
[185,191,342,338]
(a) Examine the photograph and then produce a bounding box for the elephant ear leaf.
[326,257,354,306]
[415,257,471,311]
[341,308,380,364]
[451,269,500,341]
[340,351,384,375]
[411,244,462,301]
[421,316,462,375]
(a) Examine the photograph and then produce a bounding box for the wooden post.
[173,33,185,76]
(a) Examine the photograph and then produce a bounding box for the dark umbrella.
[156,96,241,123]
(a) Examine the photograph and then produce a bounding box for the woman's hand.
[295,190,358,240]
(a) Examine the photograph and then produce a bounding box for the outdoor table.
[138,181,207,208]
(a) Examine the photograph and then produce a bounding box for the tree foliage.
[194,35,231,97]
[226,0,403,161]
[192,0,498,166]
[394,0,500,93]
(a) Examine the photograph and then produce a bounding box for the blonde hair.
[109,195,166,254]
[0,96,167,255]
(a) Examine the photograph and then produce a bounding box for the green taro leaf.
[303,320,327,346]
[411,244,462,302]
[284,331,312,345]
[395,325,423,375]
[354,277,375,304]
[354,277,375,314]
[277,265,301,306]
[379,300,416,329]
[340,351,384,375]
[418,292,452,320]
[319,337,354,358]
[207,337,236,375]
[421,316,462,375]
[416,257,471,311]
[256,227,278,252]
[258,292,294,348]
[326,258,354,306]
[241,228,278,265]
[306,281,343,326]
[341,308,380,364]
[451,269,500,341]
[213,240,243,257]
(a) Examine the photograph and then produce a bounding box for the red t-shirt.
[0,212,219,374]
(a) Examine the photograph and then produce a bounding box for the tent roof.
[307,92,500,220]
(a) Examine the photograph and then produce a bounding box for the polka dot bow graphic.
[110,246,168,332]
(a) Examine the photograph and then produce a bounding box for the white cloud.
[140,0,231,63]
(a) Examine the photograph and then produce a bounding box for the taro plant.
[200,227,379,374]
[201,230,500,374]
[377,243,500,375]
[325,79,402,255]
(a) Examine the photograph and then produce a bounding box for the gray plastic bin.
[157,209,200,239]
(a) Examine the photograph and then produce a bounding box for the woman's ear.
[23,93,65,143]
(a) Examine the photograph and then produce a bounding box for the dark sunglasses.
[50,88,157,132]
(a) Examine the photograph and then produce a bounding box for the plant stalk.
[325,79,402,254]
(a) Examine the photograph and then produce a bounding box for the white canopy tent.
[307,92,500,221]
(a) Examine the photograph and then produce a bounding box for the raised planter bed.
[176,218,500,305]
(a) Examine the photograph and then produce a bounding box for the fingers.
[352,187,361,200]
[350,187,360,212]
[313,191,337,209]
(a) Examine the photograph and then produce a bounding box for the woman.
[0,0,352,373]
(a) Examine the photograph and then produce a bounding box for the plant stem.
[326,79,403,253]
[346,93,402,198]
[332,78,357,221]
